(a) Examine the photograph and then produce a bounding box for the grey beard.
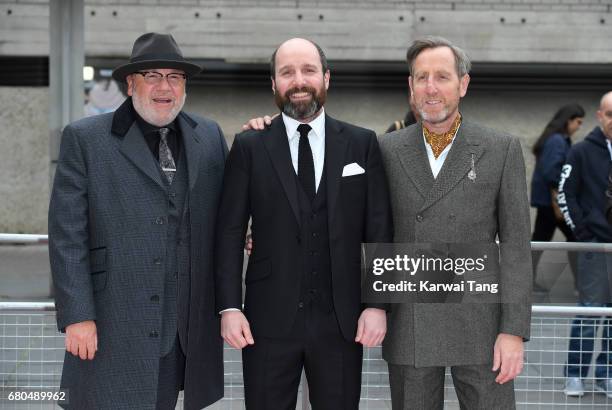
[282,99,321,121]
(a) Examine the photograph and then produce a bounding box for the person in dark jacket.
[530,104,584,291]
[559,91,612,398]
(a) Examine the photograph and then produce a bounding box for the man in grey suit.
[49,33,226,409]
[379,36,532,409]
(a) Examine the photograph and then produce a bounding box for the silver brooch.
[468,153,477,181]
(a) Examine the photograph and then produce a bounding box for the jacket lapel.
[119,121,165,189]
[419,121,484,212]
[325,115,348,224]
[177,113,204,191]
[262,116,301,227]
[396,124,434,199]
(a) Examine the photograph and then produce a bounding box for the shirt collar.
[282,108,326,141]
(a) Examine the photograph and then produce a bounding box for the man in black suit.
[215,38,393,409]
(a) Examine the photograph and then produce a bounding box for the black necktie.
[297,123,315,201]
[158,127,176,184]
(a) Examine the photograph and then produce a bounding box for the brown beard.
[275,85,326,121]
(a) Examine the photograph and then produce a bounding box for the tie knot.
[297,123,312,138]
[159,127,170,141]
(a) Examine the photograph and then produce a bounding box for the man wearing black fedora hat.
[49,32,226,409]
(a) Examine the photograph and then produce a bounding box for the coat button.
[150,295,159,302]
[312,232,318,238]
[149,330,159,338]
[298,302,304,309]
[416,214,424,222]
[154,257,162,265]
[155,217,165,225]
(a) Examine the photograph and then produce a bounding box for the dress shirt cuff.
[219,308,241,314]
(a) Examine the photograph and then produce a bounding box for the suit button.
[298,302,304,309]
[155,217,165,225]
[149,330,159,338]
[312,232,318,238]
[150,295,159,302]
[416,214,424,222]
[154,257,162,265]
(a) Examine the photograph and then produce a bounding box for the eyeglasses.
[134,71,186,86]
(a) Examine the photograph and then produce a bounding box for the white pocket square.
[342,162,365,177]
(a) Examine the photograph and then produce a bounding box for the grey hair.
[406,36,471,77]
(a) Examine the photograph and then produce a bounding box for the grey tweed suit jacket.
[379,119,532,367]
[48,104,227,409]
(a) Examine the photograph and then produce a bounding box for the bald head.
[597,91,612,140]
[270,38,328,78]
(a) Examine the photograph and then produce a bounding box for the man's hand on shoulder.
[221,310,255,349]
[355,308,386,347]
[492,333,524,384]
[65,320,97,360]
[242,114,277,131]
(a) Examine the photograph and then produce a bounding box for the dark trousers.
[156,335,186,410]
[531,206,578,285]
[242,305,363,410]
[388,363,515,410]
[565,302,612,379]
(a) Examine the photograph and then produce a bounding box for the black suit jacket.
[215,114,392,341]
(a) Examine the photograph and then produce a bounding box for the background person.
[530,103,585,292]
[559,91,612,398]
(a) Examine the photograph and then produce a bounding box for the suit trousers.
[388,363,515,410]
[242,304,363,410]
[156,334,186,410]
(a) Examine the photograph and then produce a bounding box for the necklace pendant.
[468,169,476,181]
[468,153,476,181]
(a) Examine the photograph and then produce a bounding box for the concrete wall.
[0,81,604,233]
[0,86,49,233]
[1,0,611,63]
[0,0,609,232]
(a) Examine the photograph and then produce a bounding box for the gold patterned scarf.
[423,114,462,158]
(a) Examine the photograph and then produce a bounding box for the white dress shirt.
[282,109,326,192]
[422,124,461,179]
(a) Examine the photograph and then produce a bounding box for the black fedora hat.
[112,32,202,82]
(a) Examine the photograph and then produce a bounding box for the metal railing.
[2,234,611,409]
[1,303,611,409]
